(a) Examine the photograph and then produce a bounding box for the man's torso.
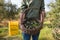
[24,0,42,19]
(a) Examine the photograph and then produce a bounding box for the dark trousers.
[22,32,40,40]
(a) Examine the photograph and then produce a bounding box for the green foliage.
[0,0,20,20]
[39,27,55,40]
[0,27,8,37]
[0,0,4,6]
[46,0,60,28]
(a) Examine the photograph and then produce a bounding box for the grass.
[0,27,8,37]
[0,27,55,40]
[18,26,55,40]
[39,26,55,40]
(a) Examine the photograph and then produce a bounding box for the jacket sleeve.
[40,0,45,11]
[21,0,28,13]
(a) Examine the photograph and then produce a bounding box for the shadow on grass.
[39,37,53,40]
[0,38,6,40]
[39,37,48,40]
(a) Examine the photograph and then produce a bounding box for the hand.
[30,28,40,35]
[39,23,43,30]
[36,19,43,30]
[20,25,26,31]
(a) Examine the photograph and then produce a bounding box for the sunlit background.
[0,0,60,40]
[5,0,55,12]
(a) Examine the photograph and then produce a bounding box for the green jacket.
[21,0,45,19]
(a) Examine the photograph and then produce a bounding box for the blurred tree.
[0,0,4,21]
[0,0,20,20]
[4,4,18,19]
[46,0,60,28]
[0,0,4,6]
